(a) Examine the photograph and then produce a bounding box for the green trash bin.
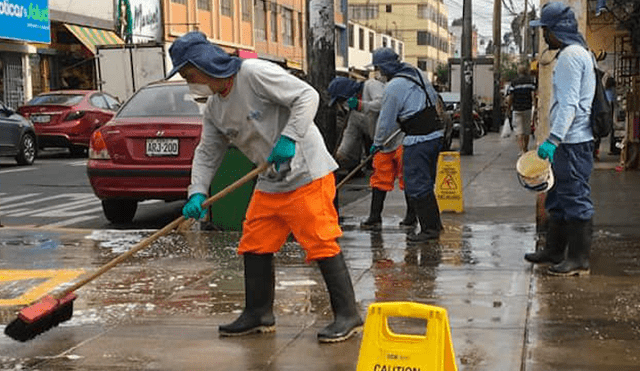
[207,146,257,231]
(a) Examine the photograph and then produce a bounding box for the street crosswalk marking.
[0,269,85,306]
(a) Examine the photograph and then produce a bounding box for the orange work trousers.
[238,173,342,262]
[370,146,404,191]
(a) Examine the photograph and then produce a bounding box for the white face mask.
[188,83,214,97]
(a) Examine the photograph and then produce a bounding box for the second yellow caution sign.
[356,301,457,371]
[435,151,463,213]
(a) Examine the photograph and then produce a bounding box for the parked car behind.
[17,90,120,156]
[0,101,37,165]
[87,81,203,224]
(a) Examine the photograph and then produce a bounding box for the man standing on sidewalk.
[170,31,363,342]
[369,48,443,241]
[525,2,595,276]
[506,64,537,155]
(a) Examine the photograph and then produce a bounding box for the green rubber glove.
[267,135,295,171]
[347,96,361,111]
[537,140,557,163]
[369,144,383,155]
[183,193,207,220]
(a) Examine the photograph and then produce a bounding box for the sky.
[444,0,540,41]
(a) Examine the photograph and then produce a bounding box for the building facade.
[347,21,404,73]
[347,0,450,80]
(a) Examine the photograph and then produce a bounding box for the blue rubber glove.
[537,140,558,163]
[267,135,295,171]
[347,96,361,111]
[183,193,207,220]
[369,144,383,155]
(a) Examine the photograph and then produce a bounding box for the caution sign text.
[435,152,463,213]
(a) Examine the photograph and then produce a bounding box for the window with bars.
[417,4,428,19]
[369,31,374,52]
[358,27,364,50]
[171,0,187,4]
[221,0,233,17]
[255,0,267,40]
[417,31,428,46]
[385,4,392,12]
[282,8,293,45]
[270,3,278,42]
[348,23,354,47]
[298,12,304,46]
[242,0,252,21]
[348,5,378,20]
[417,59,427,71]
[197,0,211,10]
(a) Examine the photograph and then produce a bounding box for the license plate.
[146,138,179,156]
[31,114,50,123]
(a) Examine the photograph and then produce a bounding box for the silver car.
[0,101,37,165]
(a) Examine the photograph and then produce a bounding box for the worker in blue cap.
[369,47,445,242]
[524,2,596,276]
[168,31,363,342]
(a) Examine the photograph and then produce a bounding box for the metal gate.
[2,53,24,110]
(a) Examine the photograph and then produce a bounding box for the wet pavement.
[2,134,640,370]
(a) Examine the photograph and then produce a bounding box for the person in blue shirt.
[369,48,444,242]
[525,2,595,276]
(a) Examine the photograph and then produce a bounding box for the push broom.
[4,162,270,342]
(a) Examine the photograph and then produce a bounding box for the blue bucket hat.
[366,47,399,68]
[530,1,586,47]
[327,77,363,106]
[167,31,243,79]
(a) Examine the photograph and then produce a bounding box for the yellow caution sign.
[435,151,464,213]
[357,302,457,371]
[0,269,84,306]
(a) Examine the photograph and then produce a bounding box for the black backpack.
[590,59,613,138]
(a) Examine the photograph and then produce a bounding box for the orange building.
[163,0,305,73]
[163,0,255,55]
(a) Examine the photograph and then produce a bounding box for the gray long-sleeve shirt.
[188,59,338,196]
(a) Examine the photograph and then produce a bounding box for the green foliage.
[435,63,449,86]
[501,60,518,82]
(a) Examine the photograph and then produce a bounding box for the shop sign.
[0,0,50,43]
[117,0,162,43]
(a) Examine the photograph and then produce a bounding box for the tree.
[435,63,449,88]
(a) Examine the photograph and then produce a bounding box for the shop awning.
[63,24,124,55]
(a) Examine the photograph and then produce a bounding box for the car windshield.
[440,92,460,104]
[26,94,84,106]
[117,84,202,118]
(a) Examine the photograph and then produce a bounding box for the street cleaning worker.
[168,31,363,342]
[327,76,415,229]
[369,47,444,241]
[525,2,595,276]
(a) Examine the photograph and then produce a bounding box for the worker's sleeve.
[361,80,384,114]
[246,65,319,141]
[373,85,403,146]
[188,108,230,197]
[549,52,581,143]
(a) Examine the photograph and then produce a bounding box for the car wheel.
[102,199,138,224]
[15,133,37,165]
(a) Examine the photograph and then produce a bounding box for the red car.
[17,90,120,155]
[87,81,203,224]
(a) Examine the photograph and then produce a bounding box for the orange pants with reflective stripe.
[238,173,342,262]
[370,146,404,191]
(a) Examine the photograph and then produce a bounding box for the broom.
[4,162,270,342]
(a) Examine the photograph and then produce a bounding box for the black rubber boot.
[549,219,592,276]
[408,193,442,242]
[316,253,364,343]
[399,191,417,228]
[525,218,566,264]
[360,188,387,230]
[219,253,276,336]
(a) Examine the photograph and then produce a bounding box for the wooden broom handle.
[60,162,271,296]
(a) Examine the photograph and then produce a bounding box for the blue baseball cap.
[366,47,399,68]
[327,77,363,106]
[167,31,243,79]
[530,1,573,28]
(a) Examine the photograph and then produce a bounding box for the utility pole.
[492,0,502,135]
[460,0,473,155]
[523,0,529,62]
[306,0,337,153]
